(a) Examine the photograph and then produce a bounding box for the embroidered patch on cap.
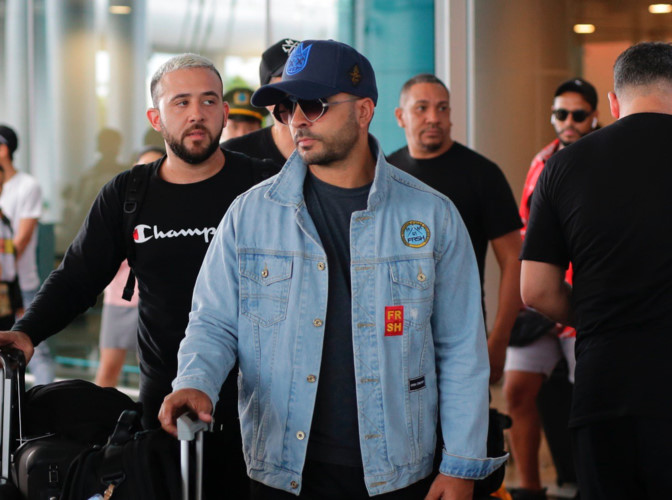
[286,43,312,75]
[349,64,362,86]
[401,221,430,248]
[409,376,426,392]
[384,306,404,336]
[233,90,250,105]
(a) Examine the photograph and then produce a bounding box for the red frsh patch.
[385,306,404,336]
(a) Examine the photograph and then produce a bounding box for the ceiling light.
[649,4,672,13]
[109,5,132,14]
[573,24,596,34]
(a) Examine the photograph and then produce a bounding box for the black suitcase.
[12,435,88,500]
[0,348,25,499]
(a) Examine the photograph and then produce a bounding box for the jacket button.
[317,262,326,271]
[290,481,299,489]
[261,268,269,278]
[313,318,323,327]
[307,375,316,383]
[417,272,426,282]
[296,431,305,440]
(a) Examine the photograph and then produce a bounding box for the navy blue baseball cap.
[251,39,378,107]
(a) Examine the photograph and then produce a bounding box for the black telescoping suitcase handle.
[177,413,213,500]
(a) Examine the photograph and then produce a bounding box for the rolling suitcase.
[0,348,25,499]
[177,413,212,500]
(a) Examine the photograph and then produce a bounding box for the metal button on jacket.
[317,262,326,271]
[296,431,306,440]
[290,481,299,489]
[313,318,323,327]
[307,375,317,383]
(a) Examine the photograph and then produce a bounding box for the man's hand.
[425,474,474,500]
[158,388,213,437]
[0,330,35,362]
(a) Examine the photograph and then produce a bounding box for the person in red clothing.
[504,78,598,500]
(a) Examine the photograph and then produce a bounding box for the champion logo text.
[133,224,217,244]
[385,306,404,336]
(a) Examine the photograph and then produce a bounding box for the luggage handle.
[0,347,25,481]
[177,413,212,500]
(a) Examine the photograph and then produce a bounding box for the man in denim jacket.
[161,40,506,499]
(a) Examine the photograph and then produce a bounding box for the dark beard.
[166,132,220,164]
[295,108,359,166]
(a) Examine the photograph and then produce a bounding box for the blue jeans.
[22,289,55,385]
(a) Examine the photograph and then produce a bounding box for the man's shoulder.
[223,147,281,180]
[10,171,40,191]
[386,146,410,166]
[449,142,500,171]
[386,162,453,206]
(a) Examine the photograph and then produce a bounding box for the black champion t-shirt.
[18,149,279,427]
[222,126,287,169]
[521,113,672,427]
[303,171,370,467]
[388,143,521,286]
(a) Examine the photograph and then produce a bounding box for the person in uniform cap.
[161,39,505,500]
[220,87,269,141]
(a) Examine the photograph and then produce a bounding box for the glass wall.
[0,0,341,384]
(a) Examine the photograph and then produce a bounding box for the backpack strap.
[121,164,152,301]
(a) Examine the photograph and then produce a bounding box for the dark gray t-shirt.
[303,170,370,466]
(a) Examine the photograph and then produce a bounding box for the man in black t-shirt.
[521,42,672,499]
[223,38,300,167]
[388,74,522,384]
[0,53,277,498]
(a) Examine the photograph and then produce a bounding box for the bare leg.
[95,348,127,387]
[504,370,546,490]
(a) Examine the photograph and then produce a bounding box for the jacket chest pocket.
[240,254,293,327]
[389,259,435,328]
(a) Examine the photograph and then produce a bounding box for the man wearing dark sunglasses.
[161,39,505,500]
[505,77,598,500]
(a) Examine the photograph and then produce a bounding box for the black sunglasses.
[551,108,590,123]
[272,96,360,125]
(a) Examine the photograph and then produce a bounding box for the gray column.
[106,0,149,163]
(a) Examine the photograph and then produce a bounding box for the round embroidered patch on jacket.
[401,220,430,248]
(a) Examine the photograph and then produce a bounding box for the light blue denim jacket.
[174,138,507,496]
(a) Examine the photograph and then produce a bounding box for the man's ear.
[394,107,405,128]
[357,98,376,128]
[222,101,229,129]
[146,107,162,132]
[608,91,620,119]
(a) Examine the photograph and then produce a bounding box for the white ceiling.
[147,0,338,57]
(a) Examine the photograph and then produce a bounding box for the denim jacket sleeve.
[172,200,240,406]
[432,202,508,479]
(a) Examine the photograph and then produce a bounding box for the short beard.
[295,108,359,166]
[162,122,222,165]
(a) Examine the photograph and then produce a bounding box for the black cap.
[259,38,300,86]
[224,88,269,122]
[554,78,598,110]
[0,125,18,155]
[252,39,378,107]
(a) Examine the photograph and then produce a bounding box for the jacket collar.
[265,134,390,211]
